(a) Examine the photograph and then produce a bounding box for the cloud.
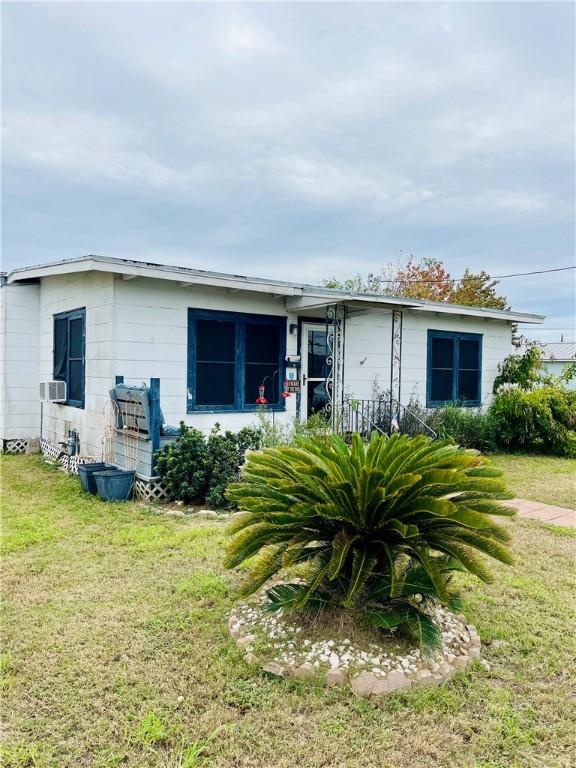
[217,20,282,55]
[3,110,192,189]
[1,1,574,338]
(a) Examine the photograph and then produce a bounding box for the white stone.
[384,670,411,692]
[414,670,436,686]
[294,662,315,679]
[262,662,285,677]
[351,672,377,695]
[329,653,340,668]
[325,668,347,687]
[236,634,256,649]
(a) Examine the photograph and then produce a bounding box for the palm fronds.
[225,432,514,651]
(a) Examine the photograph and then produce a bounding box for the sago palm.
[225,432,515,651]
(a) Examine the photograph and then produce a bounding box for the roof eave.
[6,254,545,323]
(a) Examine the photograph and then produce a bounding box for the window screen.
[195,320,236,406]
[430,337,454,402]
[53,317,68,381]
[458,339,480,402]
[53,309,85,407]
[307,330,328,379]
[427,331,481,406]
[188,310,285,411]
[245,323,280,404]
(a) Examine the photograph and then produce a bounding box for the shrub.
[205,425,262,509]
[493,345,543,393]
[488,385,576,458]
[155,423,210,504]
[435,405,496,451]
[255,411,333,448]
[155,422,262,507]
[225,433,514,652]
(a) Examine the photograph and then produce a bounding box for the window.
[427,330,482,406]
[187,309,286,411]
[53,308,86,408]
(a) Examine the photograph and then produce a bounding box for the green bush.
[255,410,332,448]
[205,425,262,509]
[493,345,543,392]
[489,385,576,458]
[155,423,262,507]
[225,432,514,652]
[155,423,210,504]
[435,405,496,451]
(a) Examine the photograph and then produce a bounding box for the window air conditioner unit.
[39,380,67,402]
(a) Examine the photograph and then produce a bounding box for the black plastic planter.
[94,470,135,502]
[78,463,119,494]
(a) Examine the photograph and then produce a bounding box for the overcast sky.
[2,2,574,340]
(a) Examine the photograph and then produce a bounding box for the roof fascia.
[409,304,544,324]
[7,256,545,323]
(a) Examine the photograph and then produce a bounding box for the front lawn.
[1,456,575,768]
[490,453,575,509]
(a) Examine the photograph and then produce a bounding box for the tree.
[323,256,509,311]
[451,269,507,310]
[395,256,453,302]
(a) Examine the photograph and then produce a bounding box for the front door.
[300,323,328,419]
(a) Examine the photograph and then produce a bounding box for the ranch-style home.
[0,255,543,489]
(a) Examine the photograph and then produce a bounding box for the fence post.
[149,378,161,456]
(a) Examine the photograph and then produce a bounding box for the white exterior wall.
[39,272,115,458]
[400,311,513,408]
[343,310,393,400]
[342,309,513,409]
[113,276,298,433]
[0,283,40,440]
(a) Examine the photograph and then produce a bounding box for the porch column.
[325,304,346,430]
[390,310,403,410]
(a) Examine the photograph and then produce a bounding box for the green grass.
[1,455,575,767]
[490,453,575,509]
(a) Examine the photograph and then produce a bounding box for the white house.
[539,342,576,390]
[0,255,543,483]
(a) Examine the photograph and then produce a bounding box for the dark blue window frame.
[426,330,482,407]
[187,308,287,413]
[53,307,86,409]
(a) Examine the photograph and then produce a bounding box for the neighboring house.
[0,256,543,484]
[539,342,576,390]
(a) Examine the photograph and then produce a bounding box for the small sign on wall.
[284,378,301,394]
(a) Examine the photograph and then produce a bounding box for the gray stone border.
[228,603,481,695]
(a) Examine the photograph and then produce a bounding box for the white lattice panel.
[134,477,170,502]
[59,455,98,474]
[40,440,63,461]
[3,439,28,454]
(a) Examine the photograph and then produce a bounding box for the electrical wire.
[376,265,575,284]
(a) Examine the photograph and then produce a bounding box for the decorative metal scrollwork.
[325,304,345,430]
[390,309,403,416]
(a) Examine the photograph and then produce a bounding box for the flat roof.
[6,254,545,324]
